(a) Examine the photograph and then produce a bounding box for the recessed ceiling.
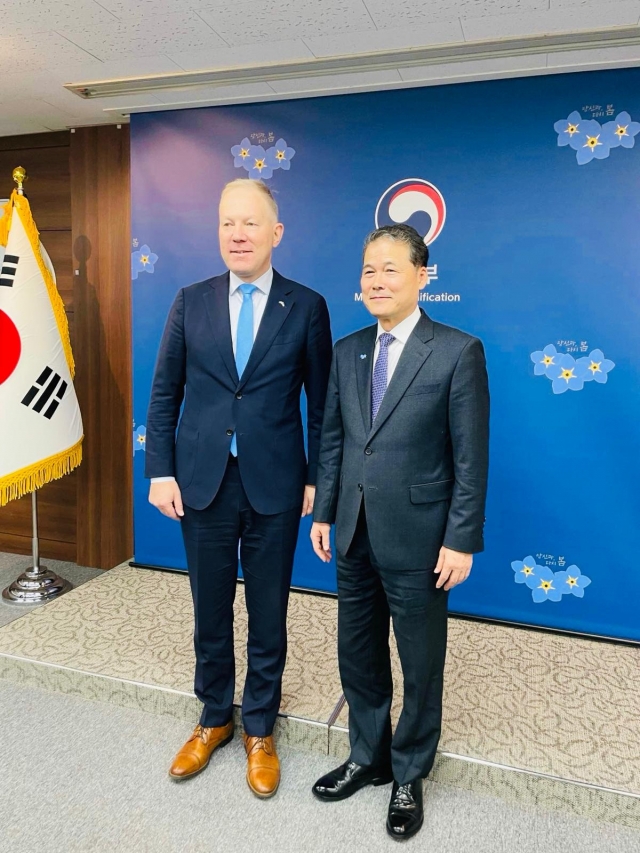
[0,0,639,136]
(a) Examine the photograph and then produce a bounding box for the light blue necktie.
[230,283,257,456]
[371,333,395,422]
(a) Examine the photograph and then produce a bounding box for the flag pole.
[2,167,72,605]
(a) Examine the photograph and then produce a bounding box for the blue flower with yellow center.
[575,119,611,165]
[132,245,158,281]
[525,566,563,603]
[133,424,146,455]
[266,138,296,171]
[554,111,584,149]
[231,137,253,169]
[555,565,591,598]
[576,349,615,384]
[530,344,560,378]
[511,555,539,585]
[246,145,274,180]
[601,111,640,150]
[549,353,588,395]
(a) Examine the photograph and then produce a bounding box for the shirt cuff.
[150,477,176,483]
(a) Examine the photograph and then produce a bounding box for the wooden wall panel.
[0,145,70,230]
[71,125,133,569]
[0,132,77,561]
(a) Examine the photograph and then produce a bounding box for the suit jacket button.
[236,393,242,400]
[364,447,372,455]
[357,484,363,491]
[226,429,233,436]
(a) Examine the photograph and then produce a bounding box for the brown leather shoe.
[168,721,234,780]
[244,734,280,798]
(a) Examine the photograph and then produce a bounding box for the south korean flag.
[0,191,83,506]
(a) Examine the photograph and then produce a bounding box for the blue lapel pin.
[360,354,367,359]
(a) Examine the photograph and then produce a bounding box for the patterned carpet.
[0,562,638,826]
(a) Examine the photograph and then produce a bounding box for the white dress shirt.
[373,305,422,387]
[151,267,273,483]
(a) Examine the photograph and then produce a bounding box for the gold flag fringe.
[0,437,83,507]
[4,190,75,377]
[0,197,10,247]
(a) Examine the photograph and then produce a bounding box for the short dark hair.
[363,224,429,268]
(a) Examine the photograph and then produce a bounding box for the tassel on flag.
[0,189,83,506]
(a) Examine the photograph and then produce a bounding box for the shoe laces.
[246,736,273,756]
[190,725,210,744]
[392,784,415,807]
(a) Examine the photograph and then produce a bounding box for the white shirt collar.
[229,267,273,296]
[376,305,422,345]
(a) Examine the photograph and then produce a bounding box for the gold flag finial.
[12,166,27,193]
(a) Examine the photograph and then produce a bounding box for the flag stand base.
[2,566,72,604]
[1,491,72,605]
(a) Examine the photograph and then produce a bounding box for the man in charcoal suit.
[146,179,332,798]
[310,224,489,840]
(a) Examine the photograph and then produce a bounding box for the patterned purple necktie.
[371,332,395,422]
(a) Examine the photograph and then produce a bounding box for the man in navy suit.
[310,224,489,839]
[145,179,332,797]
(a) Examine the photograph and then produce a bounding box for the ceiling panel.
[198,0,376,47]
[364,0,547,29]
[0,31,98,73]
[0,0,117,34]
[168,38,314,71]
[304,19,464,57]
[63,11,228,62]
[462,2,640,40]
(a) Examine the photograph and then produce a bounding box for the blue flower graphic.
[132,245,158,280]
[525,566,563,603]
[246,145,274,180]
[575,119,611,165]
[530,344,560,378]
[601,111,640,150]
[133,424,146,455]
[267,138,296,171]
[231,137,253,169]
[549,354,588,395]
[554,111,584,149]
[511,555,539,585]
[576,349,615,385]
[555,565,592,599]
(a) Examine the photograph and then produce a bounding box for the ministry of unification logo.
[355,178,460,303]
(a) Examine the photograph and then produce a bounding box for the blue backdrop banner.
[131,67,640,642]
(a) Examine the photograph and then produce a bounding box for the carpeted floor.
[0,681,638,853]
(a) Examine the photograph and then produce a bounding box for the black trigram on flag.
[21,366,68,420]
[0,254,19,287]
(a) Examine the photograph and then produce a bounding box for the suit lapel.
[356,326,377,434]
[367,311,434,441]
[203,273,238,386]
[237,271,294,391]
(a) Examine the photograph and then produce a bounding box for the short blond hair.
[221,178,279,220]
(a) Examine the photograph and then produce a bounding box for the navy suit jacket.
[313,311,489,573]
[145,270,332,514]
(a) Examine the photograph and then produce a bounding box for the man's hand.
[149,481,184,521]
[434,546,473,590]
[310,522,332,562]
[302,485,316,517]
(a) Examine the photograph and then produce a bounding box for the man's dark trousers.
[181,455,301,736]
[337,505,448,785]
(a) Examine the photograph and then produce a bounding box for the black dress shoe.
[386,779,424,841]
[312,760,393,801]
